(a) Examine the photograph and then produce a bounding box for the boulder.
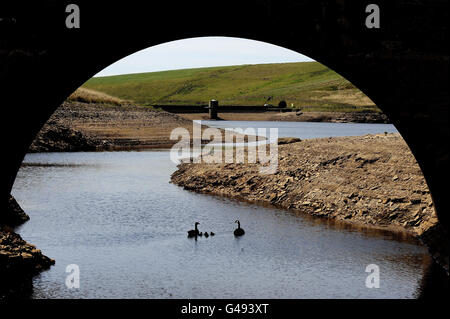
[0,195,30,227]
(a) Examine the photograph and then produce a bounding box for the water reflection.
[0,270,34,300]
[417,256,449,299]
[8,150,436,298]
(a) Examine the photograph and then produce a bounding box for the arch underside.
[1,1,448,266]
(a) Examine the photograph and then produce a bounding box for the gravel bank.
[171,133,447,271]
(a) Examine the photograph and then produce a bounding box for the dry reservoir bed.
[171,133,438,237]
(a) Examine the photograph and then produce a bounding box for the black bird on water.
[187,222,200,237]
[204,232,209,238]
[233,220,245,236]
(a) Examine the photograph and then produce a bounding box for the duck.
[210,232,215,236]
[187,222,200,237]
[204,232,209,238]
[233,220,245,236]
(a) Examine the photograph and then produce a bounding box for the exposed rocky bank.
[29,101,197,152]
[29,101,241,152]
[1,196,55,299]
[171,133,448,273]
[1,195,30,226]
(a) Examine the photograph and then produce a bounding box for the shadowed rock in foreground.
[0,195,30,227]
[0,196,55,299]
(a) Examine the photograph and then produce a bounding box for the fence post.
[209,99,219,119]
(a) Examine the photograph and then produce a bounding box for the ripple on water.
[12,123,431,299]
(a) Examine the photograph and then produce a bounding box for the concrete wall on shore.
[154,105,305,113]
[155,105,268,113]
[0,1,448,245]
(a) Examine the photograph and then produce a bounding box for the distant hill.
[83,62,379,113]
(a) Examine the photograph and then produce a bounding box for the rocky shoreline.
[1,195,30,226]
[295,110,389,123]
[0,196,55,299]
[29,101,243,152]
[29,101,198,152]
[29,122,107,152]
[171,133,448,273]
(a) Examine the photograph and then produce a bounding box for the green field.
[84,62,379,112]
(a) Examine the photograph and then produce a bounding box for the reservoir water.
[200,120,398,140]
[12,121,431,298]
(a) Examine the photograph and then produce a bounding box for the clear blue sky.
[94,37,314,77]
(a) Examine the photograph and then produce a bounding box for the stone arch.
[1,1,447,246]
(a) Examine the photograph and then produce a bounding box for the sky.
[94,37,314,77]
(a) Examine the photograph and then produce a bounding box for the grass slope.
[84,62,378,112]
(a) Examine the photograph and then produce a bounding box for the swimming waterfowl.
[233,220,245,236]
[204,232,209,238]
[210,232,215,236]
[187,222,200,237]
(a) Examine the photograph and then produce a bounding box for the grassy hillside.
[84,62,378,112]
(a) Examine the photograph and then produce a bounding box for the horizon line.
[92,61,317,78]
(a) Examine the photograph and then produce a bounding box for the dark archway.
[1,1,448,249]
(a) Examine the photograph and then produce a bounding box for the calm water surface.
[12,122,429,299]
[200,120,398,140]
